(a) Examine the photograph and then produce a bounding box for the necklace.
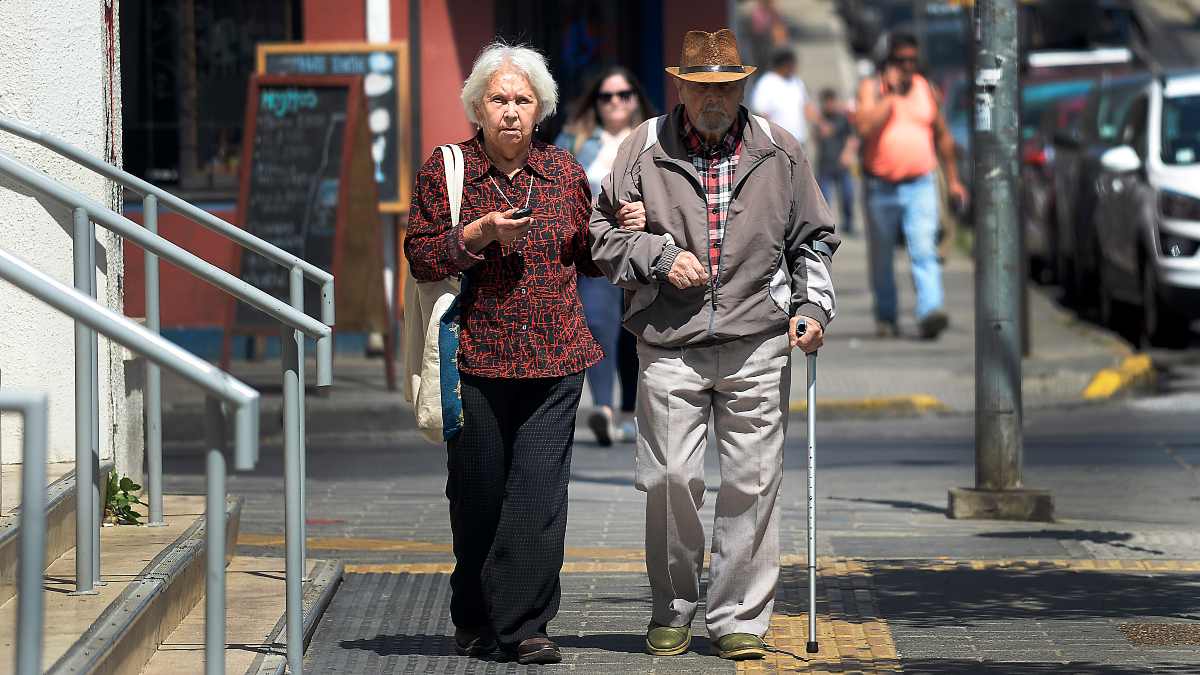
[489,171,534,212]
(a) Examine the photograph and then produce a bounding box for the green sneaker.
[645,623,691,656]
[712,633,767,660]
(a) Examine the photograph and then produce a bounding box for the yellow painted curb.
[1082,354,1155,400]
[789,394,948,416]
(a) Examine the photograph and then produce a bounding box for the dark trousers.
[446,372,584,646]
[617,327,638,413]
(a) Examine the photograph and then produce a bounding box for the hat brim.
[666,66,756,83]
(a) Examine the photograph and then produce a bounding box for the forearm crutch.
[805,349,819,654]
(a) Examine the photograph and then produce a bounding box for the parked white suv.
[1095,71,1200,347]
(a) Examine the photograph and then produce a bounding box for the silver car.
[1095,71,1200,347]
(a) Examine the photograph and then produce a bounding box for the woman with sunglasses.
[555,66,656,445]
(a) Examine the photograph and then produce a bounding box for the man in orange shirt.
[855,32,966,340]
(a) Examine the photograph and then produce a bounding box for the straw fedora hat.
[666,29,756,83]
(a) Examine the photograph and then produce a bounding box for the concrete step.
[1,461,74,514]
[0,461,111,607]
[139,556,342,675]
[0,494,240,675]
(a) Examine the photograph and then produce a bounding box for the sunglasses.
[597,90,635,103]
[889,56,918,66]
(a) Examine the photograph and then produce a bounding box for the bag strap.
[751,114,775,143]
[439,144,465,226]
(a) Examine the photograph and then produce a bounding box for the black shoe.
[454,627,496,657]
[918,311,949,340]
[505,635,562,664]
[588,409,614,446]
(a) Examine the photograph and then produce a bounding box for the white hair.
[461,41,558,127]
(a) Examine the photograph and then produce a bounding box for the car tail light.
[1158,190,1200,221]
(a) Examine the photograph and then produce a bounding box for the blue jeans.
[578,275,622,408]
[818,169,856,234]
[865,172,943,323]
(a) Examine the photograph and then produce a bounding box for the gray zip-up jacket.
[590,105,839,348]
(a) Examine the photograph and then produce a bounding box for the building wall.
[0,0,126,464]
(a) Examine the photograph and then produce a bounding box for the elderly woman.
[403,42,601,665]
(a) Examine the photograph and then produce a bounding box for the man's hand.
[789,315,824,353]
[947,178,969,211]
[617,200,647,231]
[485,208,533,244]
[666,251,709,289]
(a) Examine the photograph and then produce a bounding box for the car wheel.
[1140,263,1191,349]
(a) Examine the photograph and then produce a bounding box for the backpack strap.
[439,144,465,227]
[752,114,775,144]
[641,115,667,153]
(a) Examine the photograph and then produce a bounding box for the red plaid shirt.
[404,135,603,379]
[681,114,744,285]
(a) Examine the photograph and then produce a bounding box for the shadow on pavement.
[855,566,1200,626]
[335,632,661,657]
[976,529,1165,555]
[898,659,1198,673]
[828,495,947,514]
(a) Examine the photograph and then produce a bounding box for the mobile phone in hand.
[511,207,533,219]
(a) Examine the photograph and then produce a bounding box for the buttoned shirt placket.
[682,117,742,288]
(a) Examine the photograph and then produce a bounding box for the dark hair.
[887,32,919,60]
[820,88,838,101]
[563,66,656,150]
[770,48,797,70]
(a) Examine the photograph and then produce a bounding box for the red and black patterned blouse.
[404,134,604,379]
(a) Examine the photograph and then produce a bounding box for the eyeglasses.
[597,90,635,103]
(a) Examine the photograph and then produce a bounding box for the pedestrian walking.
[555,66,656,446]
[855,32,966,340]
[749,48,820,146]
[590,28,838,661]
[815,88,859,236]
[403,41,601,665]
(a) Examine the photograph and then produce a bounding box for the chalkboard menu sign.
[230,74,387,336]
[258,42,410,213]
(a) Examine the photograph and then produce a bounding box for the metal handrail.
[0,152,330,343]
[0,249,260,675]
[0,147,322,672]
[0,117,335,327]
[3,391,47,675]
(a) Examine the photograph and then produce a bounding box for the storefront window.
[122,0,301,195]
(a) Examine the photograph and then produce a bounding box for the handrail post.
[70,208,97,595]
[290,267,309,581]
[317,279,334,387]
[281,322,304,675]
[87,216,103,585]
[204,396,226,675]
[144,194,165,526]
[8,392,49,675]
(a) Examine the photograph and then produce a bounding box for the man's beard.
[694,107,734,135]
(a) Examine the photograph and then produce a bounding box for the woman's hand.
[484,208,533,244]
[617,200,647,231]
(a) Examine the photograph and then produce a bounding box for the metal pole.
[805,353,819,654]
[281,323,304,674]
[145,194,165,526]
[11,392,48,675]
[973,0,1023,490]
[71,208,96,595]
[290,267,309,581]
[88,219,102,585]
[204,396,226,675]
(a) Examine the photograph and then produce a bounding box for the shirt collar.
[680,108,745,159]
[464,132,552,183]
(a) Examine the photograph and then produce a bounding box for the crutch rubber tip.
[806,641,819,653]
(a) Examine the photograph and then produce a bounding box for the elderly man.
[590,29,838,660]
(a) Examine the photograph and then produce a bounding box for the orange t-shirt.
[862,74,939,182]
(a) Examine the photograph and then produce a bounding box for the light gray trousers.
[635,331,791,638]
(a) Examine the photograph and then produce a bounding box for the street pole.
[948,0,1053,521]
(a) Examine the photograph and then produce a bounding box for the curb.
[1082,354,1157,400]
[789,394,949,418]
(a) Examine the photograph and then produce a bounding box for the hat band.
[678,64,746,74]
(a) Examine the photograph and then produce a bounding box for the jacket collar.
[463,132,553,183]
[654,105,775,162]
